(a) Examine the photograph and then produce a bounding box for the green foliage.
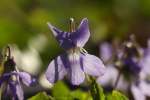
[112,90,129,100]
[55,97,79,100]
[89,76,129,100]
[105,93,112,100]
[52,81,91,100]
[27,92,54,100]
[71,89,92,100]
[27,92,78,100]
[28,78,129,100]
[52,81,70,97]
[90,76,105,100]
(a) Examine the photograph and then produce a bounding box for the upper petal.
[72,18,90,47]
[46,54,69,83]
[0,73,11,86]
[80,52,106,77]
[67,55,85,85]
[47,22,75,50]
[13,72,38,87]
[99,42,114,62]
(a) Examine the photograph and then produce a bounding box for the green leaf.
[52,81,70,97]
[105,93,112,100]
[27,92,54,100]
[71,89,92,100]
[112,90,129,100]
[90,76,105,100]
[55,97,79,100]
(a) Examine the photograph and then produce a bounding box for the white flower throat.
[67,47,88,62]
[67,47,80,62]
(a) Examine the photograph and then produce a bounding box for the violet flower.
[0,72,38,100]
[46,18,106,85]
[0,56,38,100]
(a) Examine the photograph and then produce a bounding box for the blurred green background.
[0,0,150,99]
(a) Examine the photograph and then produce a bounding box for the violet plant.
[0,45,38,100]
[2,18,150,100]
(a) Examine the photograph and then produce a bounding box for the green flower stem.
[104,51,118,65]
[114,70,121,90]
[84,73,94,99]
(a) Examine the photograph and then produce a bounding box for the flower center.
[67,47,80,62]
[10,74,17,82]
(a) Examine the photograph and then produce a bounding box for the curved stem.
[84,73,95,99]
[85,73,91,88]
[70,18,75,34]
[6,45,11,59]
[0,45,11,76]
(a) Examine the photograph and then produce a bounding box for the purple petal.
[47,22,75,50]
[141,56,150,74]
[9,82,17,100]
[13,72,38,87]
[16,78,24,100]
[139,81,150,97]
[123,57,141,75]
[80,52,106,77]
[99,42,114,62]
[46,54,69,83]
[67,56,85,85]
[130,84,146,100]
[0,74,11,86]
[96,65,118,87]
[72,18,90,47]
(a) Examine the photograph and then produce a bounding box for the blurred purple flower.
[97,41,147,100]
[97,42,128,90]
[122,56,141,75]
[99,42,114,62]
[141,39,150,74]
[0,72,38,100]
[131,39,150,100]
[131,69,150,100]
[46,18,106,85]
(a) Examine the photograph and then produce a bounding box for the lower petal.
[80,53,106,77]
[9,82,17,100]
[46,54,68,83]
[139,81,150,96]
[130,84,146,100]
[96,65,118,87]
[67,57,85,85]
[16,78,24,100]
